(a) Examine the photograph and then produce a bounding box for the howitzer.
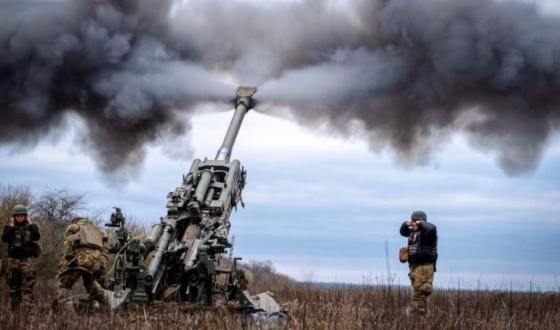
[104,87,286,317]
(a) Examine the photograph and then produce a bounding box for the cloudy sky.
[1,0,560,290]
[2,109,559,290]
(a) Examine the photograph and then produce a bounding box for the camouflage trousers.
[55,269,108,310]
[6,257,36,310]
[408,264,434,316]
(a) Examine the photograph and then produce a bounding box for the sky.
[2,109,559,290]
[1,0,560,291]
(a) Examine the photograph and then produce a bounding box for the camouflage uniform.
[54,218,109,311]
[5,257,37,310]
[400,211,438,316]
[1,210,41,310]
[409,264,434,315]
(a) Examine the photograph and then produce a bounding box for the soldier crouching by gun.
[1,205,41,311]
[51,217,110,313]
[400,210,438,316]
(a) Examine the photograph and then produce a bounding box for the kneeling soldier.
[1,205,41,311]
[52,217,109,312]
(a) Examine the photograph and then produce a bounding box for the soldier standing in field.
[400,210,438,316]
[1,205,41,311]
[52,217,110,312]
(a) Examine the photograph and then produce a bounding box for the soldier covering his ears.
[1,205,41,311]
[400,210,438,316]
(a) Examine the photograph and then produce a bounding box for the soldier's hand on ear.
[26,216,32,225]
[9,217,15,226]
[405,221,413,226]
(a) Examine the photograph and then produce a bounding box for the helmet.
[12,205,28,216]
[72,217,90,225]
[410,210,427,221]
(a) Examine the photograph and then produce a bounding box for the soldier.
[1,205,41,311]
[400,210,438,316]
[52,217,109,312]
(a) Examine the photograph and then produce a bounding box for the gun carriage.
[104,87,283,316]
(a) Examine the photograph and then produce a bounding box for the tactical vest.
[8,226,35,258]
[66,221,104,251]
[408,230,438,265]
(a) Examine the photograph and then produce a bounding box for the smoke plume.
[253,0,560,174]
[0,0,232,173]
[2,0,560,175]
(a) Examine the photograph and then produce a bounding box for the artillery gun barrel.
[188,86,257,212]
[215,87,257,161]
[215,104,247,161]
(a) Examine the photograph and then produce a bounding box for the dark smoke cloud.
[2,0,559,176]
[255,0,560,174]
[0,0,233,174]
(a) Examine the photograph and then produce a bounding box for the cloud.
[3,0,560,178]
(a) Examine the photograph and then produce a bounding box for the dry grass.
[1,279,559,330]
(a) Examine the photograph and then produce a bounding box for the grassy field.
[1,279,559,330]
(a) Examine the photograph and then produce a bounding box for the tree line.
[0,185,104,277]
[0,184,293,285]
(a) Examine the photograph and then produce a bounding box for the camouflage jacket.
[59,221,108,275]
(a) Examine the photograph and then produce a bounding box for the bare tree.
[31,188,87,224]
[30,188,89,277]
[123,215,148,239]
[31,188,87,247]
[248,260,277,285]
[0,185,149,278]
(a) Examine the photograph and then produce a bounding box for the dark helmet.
[410,210,427,221]
[12,204,28,216]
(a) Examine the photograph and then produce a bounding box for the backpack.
[33,242,42,258]
[65,221,104,250]
[399,246,408,263]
